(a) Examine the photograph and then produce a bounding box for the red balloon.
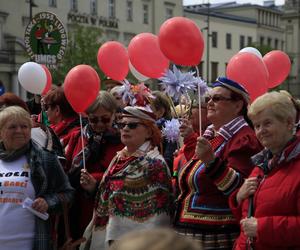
[64,65,100,113]
[263,50,291,88]
[226,52,268,102]
[128,33,169,78]
[41,65,52,95]
[158,17,204,66]
[97,41,129,81]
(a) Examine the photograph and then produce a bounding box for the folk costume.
[173,78,262,249]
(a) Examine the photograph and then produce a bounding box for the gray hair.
[248,91,296,123]
[86,91,118,114]
[0,106,32,131]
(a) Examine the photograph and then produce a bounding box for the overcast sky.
[183,0,285,6]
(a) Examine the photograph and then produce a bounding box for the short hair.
[109,228,201,250]
[140,119,162,147]
[43,87,77,118]
[248,91,297,123]
[151,91,172,120]
[86,91,118,114]
[0,93,30,112]
[0,106,32,131]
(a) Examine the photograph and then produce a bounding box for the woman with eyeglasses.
[66,91,123,242]
[79,106,173,250]
[173,77,262,250]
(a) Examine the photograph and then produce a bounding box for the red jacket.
[67,127,123,240]
[230,136,300,250]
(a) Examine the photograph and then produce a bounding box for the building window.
[49,0,57,7]
[267,37,272,47]
[126,0,133,21]
[275,39,278,49]
[226,33,231,49]
[239,35,245,49]
[70,0,78,12]
[211,62,218,82]
[143,4,149,24]
[124,32,136,46]
[108,0,115,18]
[212,31,217,48]
[247,36,252,46]
[166,8,173,19]
[260,36,264,46]
[91,0,97,15]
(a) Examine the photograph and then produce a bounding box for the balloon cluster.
[97,17,205,82]
[226,47,291,102]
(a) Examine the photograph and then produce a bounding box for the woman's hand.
[32,197,49,213]
[195,137,215,164]
[236,177,259,204]
[240,217,258,237]
[80,169,97,193]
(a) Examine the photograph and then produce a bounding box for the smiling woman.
[230,92,300,250]
[173,77,262,249]
[0,106,74,250]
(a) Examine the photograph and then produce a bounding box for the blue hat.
[213,77,250,103]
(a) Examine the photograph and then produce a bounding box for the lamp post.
[206,1,210,83]
[28,0,38,20]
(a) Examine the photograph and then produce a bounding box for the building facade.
[281,0,300,96]
[184,2,284,84]
[0,0,182,98]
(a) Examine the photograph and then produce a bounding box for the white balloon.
[18,62,47,94]
[239,47,263,59]
[129,60,149,82]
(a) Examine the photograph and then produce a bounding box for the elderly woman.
[67,91,124,241]
[79,106,173,250]
[0,106,74,250]
[229,92,300,250]
[174,77,262,250]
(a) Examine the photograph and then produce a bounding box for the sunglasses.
[208,95,233,103]
[88,116,111,124]
[117,122,142,130]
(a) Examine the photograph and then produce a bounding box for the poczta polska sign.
[24,12,67,69]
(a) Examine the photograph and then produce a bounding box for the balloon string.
[195,66,202,136]
[79,114,86,170]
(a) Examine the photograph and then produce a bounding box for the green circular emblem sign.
[24,12,68,69]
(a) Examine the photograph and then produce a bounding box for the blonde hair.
[109,228,201,250]
[86,91,118,114]
[0,106,32,131]
[248,91,296,123]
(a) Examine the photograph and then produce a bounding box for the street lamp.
[28,0,38,20]
[206,1,210,83]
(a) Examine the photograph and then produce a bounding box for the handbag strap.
[58,193,72,240]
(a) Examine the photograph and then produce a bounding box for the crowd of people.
[0,75,299,250]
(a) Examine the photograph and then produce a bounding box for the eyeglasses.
[207,95,233,103]
[117,122,142,130]
[88,116,111,124]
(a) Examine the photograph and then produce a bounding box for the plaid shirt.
[26,141,74,250]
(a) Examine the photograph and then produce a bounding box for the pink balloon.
[226,53,268,102]
[158,17,204,66]
[263,50,291,88]
[64,65,100,113]
[128,33,169,79]
[41,65,52,95]
[97,41,129,81]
